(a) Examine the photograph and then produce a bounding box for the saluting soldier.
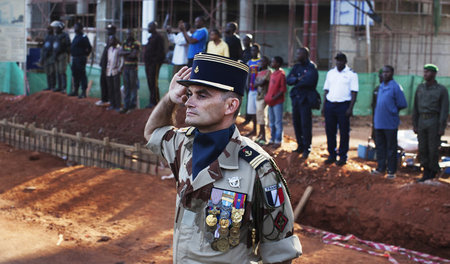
[413,64,449,182]
[144,53,302,263]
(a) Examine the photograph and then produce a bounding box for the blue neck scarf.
[192,125,235,180]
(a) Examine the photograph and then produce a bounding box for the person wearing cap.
[144,21,165,108]
[69,22,92,98]
[413,64,449,182]
[286,47,319,159]
[50,20,71,93]
[371,65,407,179]
[144,53,302,263]
[96,24,117,107]
[322,52,358,166]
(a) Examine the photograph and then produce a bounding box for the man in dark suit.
[144,21,165,108]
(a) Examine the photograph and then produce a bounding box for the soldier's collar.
[217,126,242,170]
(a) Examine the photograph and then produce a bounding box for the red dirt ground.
[0,92,449,263]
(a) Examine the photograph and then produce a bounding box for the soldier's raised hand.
[169,66,191,105]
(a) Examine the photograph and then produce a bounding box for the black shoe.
[335,159,347,166]
[68,92,78,97]
[53,88,62,92]
[302,151,310,159]
[119,108,128,114]
[324,158,336,165]
[293,147,304,153]
[78,92,86,98]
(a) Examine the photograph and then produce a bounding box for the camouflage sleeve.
[146,126,178,164]
[256,161,302,263]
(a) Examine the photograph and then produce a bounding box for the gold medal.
[229,226,240,237]
[232,221,241,228]
[231,213,242,223]
[206,214,217,227]
[218,227,229,237]
[229,236,240,247]
[217,237,230,252]
[219,218,229,228]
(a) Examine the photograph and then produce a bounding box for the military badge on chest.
[205,187,246,252]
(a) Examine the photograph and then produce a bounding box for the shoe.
[119,108,129,114]
[371,169,384,175]
[68,92,78,97]
[293,147,304,153]
[386,173,396,179]
[335,160,347,166]
[324,158,336,165]
[302,151,309,159]
[78,91,86,98]
[53,88,62,92]
[95,100,109,106]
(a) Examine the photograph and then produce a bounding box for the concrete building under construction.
[26,0,450,75]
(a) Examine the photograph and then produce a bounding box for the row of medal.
[205,188,247,252]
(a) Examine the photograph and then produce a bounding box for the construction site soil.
[0,92,449,264]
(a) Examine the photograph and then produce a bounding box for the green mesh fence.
[2,62,449,116]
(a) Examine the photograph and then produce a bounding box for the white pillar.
[142,0,157,45]
[239,0,253,39]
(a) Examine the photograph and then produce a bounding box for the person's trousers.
[100,69,108,102]
[71,56,88,94]
[145,63,161,106]
[324,100,350,161]
[291,95,312,152]
[418,119,441,173]
[268,103,284,143]
[375,129,398,173]
[106,74,121,109]
[44,62,56,90]
[55,53,68,91]
[123,67,138,110]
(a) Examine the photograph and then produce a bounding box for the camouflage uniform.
[147,126,302,263]
[413,82,449,174]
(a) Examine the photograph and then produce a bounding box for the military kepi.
[424,64,438,72]
[177,53,249,96]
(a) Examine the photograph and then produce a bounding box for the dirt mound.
[0,92,449,261]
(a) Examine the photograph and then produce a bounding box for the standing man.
[241,34,253,64]
[40,26,56,91]
[50,20,71,93]
[144,21,165,108]
[166,21,190,76]
[119,29,141,113]
[206,29,229,57]
[144,53,301,263]
[96,24,116,106]
[244,44,261,137]
[286,47,319,158]
[413,64,449,182]
[322,52,358,166]
[372,65,407,179]
[181,16,208,67]
[69,22,92,98]
[224,22,242,61]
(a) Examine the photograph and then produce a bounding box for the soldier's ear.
[224,97,240,116]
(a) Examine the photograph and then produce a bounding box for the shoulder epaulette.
[178,126,195,136]
[239,145,268,170]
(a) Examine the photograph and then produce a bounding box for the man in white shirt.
[321,52,358,166]
[167,21,191,76]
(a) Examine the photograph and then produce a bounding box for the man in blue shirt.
[180,16,208,67]
[372,65,407,178]
[286,47,319,158]
[69,22,92,98]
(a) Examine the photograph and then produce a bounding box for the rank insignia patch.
[274,212,288,232]
[264,183,285,207]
